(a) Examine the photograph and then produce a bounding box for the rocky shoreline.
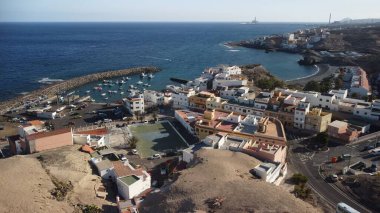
[0,67,160,115]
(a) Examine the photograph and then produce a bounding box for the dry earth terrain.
[140,149,322,213]
[0,145,116,213]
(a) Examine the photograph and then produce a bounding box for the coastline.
[0,67,160,115]
[285,64,335,86]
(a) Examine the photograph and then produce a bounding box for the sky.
[1,0,379,22]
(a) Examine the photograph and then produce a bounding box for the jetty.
[170,77,189,84]
[0,67,160,115]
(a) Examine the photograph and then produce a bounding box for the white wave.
[140,56,172,61]
[38,77,64,84]
[18,92,29,95]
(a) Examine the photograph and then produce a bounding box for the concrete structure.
[188,91,216,111]
[144,90,164,106]
[342,67,370,97]
[94,159,114,179]
[123,92,144,115]
[253,162,286,184]
[212,73,247,90]
[327,120,360,143]
[175,110,203,136]
[176,109,287,163]
[172,88,196,109]
[113,161,151,200]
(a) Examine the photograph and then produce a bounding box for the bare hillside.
[140,149,321,213]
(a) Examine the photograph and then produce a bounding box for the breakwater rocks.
[0,67,160,115]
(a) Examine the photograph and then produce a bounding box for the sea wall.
[0,67,160,115]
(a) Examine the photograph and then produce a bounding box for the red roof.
[113,161,147,178]
[27,128,71,140]
[76,128,108,135]
[81,145,95,154]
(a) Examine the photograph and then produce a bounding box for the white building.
[294,102,310,129]
[172,88,196,109]
[175,110,203,135]
[253,162,285,184]
[219,86,250,100]
[36,111,57,119]
[212,73,247,90]
[94,159,114,179]
[144,90,164,106]
[123,92,144,115]
[113,161,151,200]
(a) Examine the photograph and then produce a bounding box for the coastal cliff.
[0,67,160,115]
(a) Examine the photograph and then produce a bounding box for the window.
[320,99,322,101]
[326,100,329,102]
[356,111,359,114]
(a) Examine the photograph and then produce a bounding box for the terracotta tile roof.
[27,128,72,140]
[28,120,45,126]
[113,161,147,178]
[81,145,95,154]
[76,128,108,135]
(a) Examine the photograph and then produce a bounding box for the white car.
[131,149,139,155]
[149,154,161,160]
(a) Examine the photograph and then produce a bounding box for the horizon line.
[0,20,327,24]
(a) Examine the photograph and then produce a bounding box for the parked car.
[327,174,338,183]
[118,154,127,161]
[148,154,161,160]
[131,149,139,155]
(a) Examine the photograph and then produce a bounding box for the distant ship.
[241,17,258,25]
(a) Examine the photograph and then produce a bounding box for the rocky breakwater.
[0,67,160,115]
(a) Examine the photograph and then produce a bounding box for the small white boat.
[140,73,147,77]
[101,93,106,96]
[120,92,124,95]
[86,90,91,93]
[124,77,131,80]
[104,97,108,100]
[144,83,151,87]
[94,87,102,91]
[129,85,134,89]
[148,73,154,78]
[137,81,143,85]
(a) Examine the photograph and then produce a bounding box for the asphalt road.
[287,134,373,213]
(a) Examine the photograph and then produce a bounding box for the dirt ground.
[0,145,117,213]
[140,149,323,213]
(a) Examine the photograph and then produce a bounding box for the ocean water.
[0,22,318,102]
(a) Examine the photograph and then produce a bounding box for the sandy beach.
[286,64,336,86]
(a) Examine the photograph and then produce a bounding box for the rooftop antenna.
[329,13,331,24]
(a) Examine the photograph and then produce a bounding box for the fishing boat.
[124,77,131,80]
[148,73,154,79]
[120,92,124,95]
[140,72,147,78]
[104,97,108,100]
[137,81,143,85]
[94,86,103,91]
[101,93,106,96]
[129,85,134,89]
[144,83,151,87]
[86,90,91,93]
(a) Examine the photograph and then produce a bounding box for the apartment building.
[327,120,360,143]
[188,91,216,111]
[123,92,144,115]
[172,88,196,109]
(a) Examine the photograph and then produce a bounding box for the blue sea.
[0,22,318,102]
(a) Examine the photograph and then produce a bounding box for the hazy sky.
[1,0,379,22]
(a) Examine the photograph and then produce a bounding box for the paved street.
[287,133,374,213]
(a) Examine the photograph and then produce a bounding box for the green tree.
[304,80,320,92]
[315,132,328,147]
[291,173,308,185]
[128,136,139,149]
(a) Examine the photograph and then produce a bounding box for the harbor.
[0,67,160,115]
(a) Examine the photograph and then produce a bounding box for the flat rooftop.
[119,175,139,186]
